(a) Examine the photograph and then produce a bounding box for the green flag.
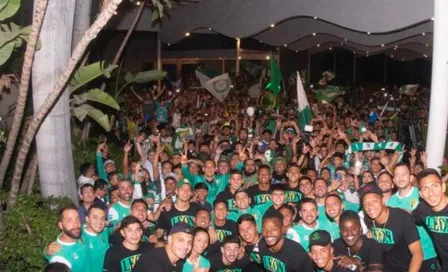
[399,84,419,96]
[195,69,231,102]
[296,72,312,130]
[316,85,345,102]
[241,60,264,78]
[266,52,282,96]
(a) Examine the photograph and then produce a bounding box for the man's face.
[335,144,345,154]
[239,129,248,140]
[120,222,143,246]
[262,132,271,142]
[287,167,300,183]
[262,218,283,247]
[86,208,107,234]
[230,174,243,191]
[274,161,286,174]
[162,163,172,176]
[306,170,317,181]
[362,172,374,184]
[393,166,412,190]
[221,243,240,264]
[271,190,286,207]
[195,188,208,202]
[169,232,193,260]
[235,192,250,210]
[172,154,181,165]
[81,186,95,204]
[165,179,177,194]
[419,174,446,209]
[131,202,147,223]
[244,160,256,175]
[299,180,313,196]
[279,208,294,229]
[109,174,120,187]
[319,147,328,158]
[214,202,228,220]
[238,220,258,244]
[362,193,384,220]
[299,202,318,226]
[176,184,193,202]
[118,181,133,202]
[96,186,107,199]
[189,163,199,174]
[378,174,394,193]
[218,162,230,175]
[370,159,382,174]
[105,163,116,173]
[325,196,343,220]
[258,168,271,185]
[148,151,156,163]
[340,219,361,247]
[310,245,333,269]
[204,161,216,177]
[86,165,96,178]
[195,210,211,228]
[333,157,343,167]
[314,180,328,198]
[59,209,81,239]
[110,190,119,204]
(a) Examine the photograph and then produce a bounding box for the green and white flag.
[195,69,231,102]
[316,85,345,102]
[296,72,312,130]
[399,84,419,96]
[348,142,403,153]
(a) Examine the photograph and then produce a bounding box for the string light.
[314,16,317,19]
[381,44,384,47]
[270,24,275,28]
[312,33,316,36]
[185,32,190,37]
[317,44,320,47]
[266,56,270,60]
[367,32,371,35]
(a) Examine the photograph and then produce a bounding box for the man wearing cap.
[361,183,423,272]
[309,230,360,272]
[134,223,193,272]
[155,179,200,241]
[227,188,263,233]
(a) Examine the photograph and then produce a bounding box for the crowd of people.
[42,73,448,272]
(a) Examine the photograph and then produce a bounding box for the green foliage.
[73,104,112,131]
[0,0,20,21]
[70,61,117,93]
[1,194,72,272]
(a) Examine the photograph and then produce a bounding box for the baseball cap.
[285,128,295,134]
[309,230,332,248]
[272,157,287,165]
[176,178,193,188]
[104,159,115,167]
[359,183,383,203]
[234,188,249,198]
[169,222,192,235]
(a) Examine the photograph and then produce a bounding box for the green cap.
[177,178,193,188]
[272,157,287,164]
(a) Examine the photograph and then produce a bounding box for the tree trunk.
[27,156,39,195]
[31,0,78,204]
[72,0,92,50]
[0,0,48,190]
[19,153,37,195]
[7,0,124,209]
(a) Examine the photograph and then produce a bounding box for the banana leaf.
[73,104,111,131]
[87,88,120,110]
[0,0,20,21]
[70,61,118,92]
[71,93,89,105]
[126,69,166,84]
[0,41,14,66]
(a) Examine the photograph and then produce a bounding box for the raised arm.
[122,140,133,178]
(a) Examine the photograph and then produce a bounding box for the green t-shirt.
[182,255,211,272]
[387,187,437,260]
[227,207,263,233]
[108,201,130,229]
[293,221,329,251]
[82,226,110,272]
[47,235,91,272]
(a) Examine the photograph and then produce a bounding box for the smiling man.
[259,210,314,272]
[208,236,250,271]
[413,168,448,270]
[134,223,193,272]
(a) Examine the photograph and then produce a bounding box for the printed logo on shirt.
[250,252,261,264]
[216,229,233,242]
[425,216,448,234]
[120,254,141,272]
[170,215,195,227]
[227,199,236,210]
[254,194,271,205]
[262,256,287,272]
[410,198,419,209]
[286,191,301,203]
[371,227,395,245]
[216,269,242,272]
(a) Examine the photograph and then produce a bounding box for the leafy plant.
[1,194,72,272]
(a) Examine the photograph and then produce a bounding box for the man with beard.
[323,194,343,239]
[208,236,250,271]
[216,170,244,211]
[237,214,264,271]
[46,205,91,272]
[134,223,193,272]
[103,216,152,272]
[413,169,448,270]
[247,165,272,210]
[377,172,394,203]
[259,210,314,271]
[314,178,332,225]
[108,179,134,229]
[388,163,438,271]
[333,211,383,271]
[361,183,423,272]
[243,159,258,188]
[309,230,360,272]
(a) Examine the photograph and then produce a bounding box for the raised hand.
[123,140,133,153]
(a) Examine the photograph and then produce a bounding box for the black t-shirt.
[247,186,271,207]
[285,184,302,204]
[208,250,251,272]
[103,242,152,272]
[156,203,199,235]
[208,219,239,255]
[333,236,383,268]
[272,172,287,184]
[258,238,314,272]
[413,201,448,270]
[215,187,237,211]
[364,207,420,272]
[109,226,154,246]
[244,242,265,272]
[133,247,184,272]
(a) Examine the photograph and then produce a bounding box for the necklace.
[372,208,389,230]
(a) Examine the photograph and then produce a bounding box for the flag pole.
[236,38,241,75]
